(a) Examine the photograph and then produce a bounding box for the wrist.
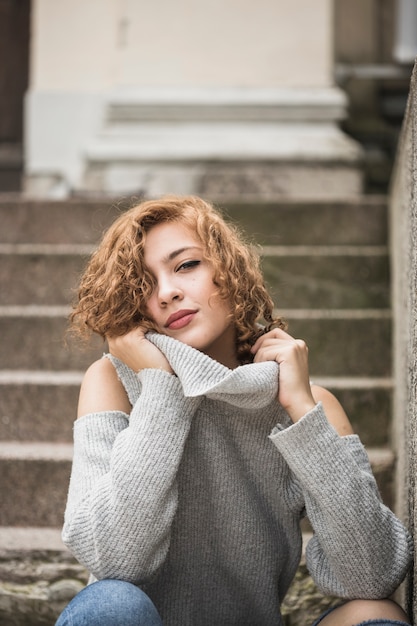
[285,398,317,423]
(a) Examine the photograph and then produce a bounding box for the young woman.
[56,196,412,626]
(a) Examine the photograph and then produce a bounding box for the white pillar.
[25,0,362,198]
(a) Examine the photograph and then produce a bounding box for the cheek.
[208,295,234,326]
[144,296,158,321]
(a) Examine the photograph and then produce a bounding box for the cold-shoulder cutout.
[77,356,132,418]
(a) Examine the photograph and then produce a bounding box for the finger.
[252,342,290,363]
[253,339,309,366]
[251,327,294,352]
[258,336,308,354]
[295,339,307,350]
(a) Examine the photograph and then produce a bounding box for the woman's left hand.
[251,328,316,422]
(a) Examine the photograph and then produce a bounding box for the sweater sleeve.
[269,403,413,598]
[62,368,201,584]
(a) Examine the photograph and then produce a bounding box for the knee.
[320,599,410,626]
[347,599,410,623]
[55,579,162,626]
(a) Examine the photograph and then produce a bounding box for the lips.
[164,309,197,330]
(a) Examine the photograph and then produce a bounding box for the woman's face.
[143,221,238,368]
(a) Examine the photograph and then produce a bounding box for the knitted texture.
[62,334,412,626]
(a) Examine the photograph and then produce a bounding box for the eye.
[176,260,200,272]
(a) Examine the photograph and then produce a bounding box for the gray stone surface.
[0,550,88,626]
[0,315,104,370]
[287,316,392,378]
[224,197,388,246]
[0,196,387,246]
[0,382,79,442]
[263,252,390,310]
[281,562,339,626]
[0,197,124,245]
[0,252,90,306]
[0,446,71,527]
[389,58,417,618]
[198,162,363,201]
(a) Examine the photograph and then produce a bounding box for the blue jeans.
[55,579,163,626]
[56,580,410,626]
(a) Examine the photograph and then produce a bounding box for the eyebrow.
[163,246,202,263]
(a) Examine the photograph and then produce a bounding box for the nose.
[156,276,183,306]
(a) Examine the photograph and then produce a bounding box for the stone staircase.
[0,194,394,625]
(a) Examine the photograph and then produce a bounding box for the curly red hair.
[70,195,285,363]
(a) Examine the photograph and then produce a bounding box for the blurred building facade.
[0,0,414,197]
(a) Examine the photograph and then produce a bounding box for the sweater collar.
[146,333,279,409]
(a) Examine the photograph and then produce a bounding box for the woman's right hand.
[108,328,173,374]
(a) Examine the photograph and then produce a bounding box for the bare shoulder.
[310,384,354,437]
[77,357,131,418]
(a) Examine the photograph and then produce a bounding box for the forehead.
[143,221,203,263]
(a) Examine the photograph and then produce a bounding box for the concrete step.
[0,373,392,447]
[284,309,391,378]
[0,306,104,371]
[0,196,386,246]
[0,371,81,443]
[0,527,67,552]
[0,443,73,527]
[0,246,92,306]
[0,244,389,309]
[0,307,390,376]
[0,196,121,245]
[262,247,389,309]
[0,442,394,527]
[224,196,387,246]
[0,530,87,626]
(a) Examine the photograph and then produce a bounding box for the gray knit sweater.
[62,333,412,626]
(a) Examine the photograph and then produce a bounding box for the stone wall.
[389,57,417,619]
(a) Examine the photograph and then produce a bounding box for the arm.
[62,333,201,584]
[270,403,412,598]
[252,329,412,598]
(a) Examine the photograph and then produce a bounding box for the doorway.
[0,0,30,191]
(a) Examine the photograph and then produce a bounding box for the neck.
[204,342,240,369]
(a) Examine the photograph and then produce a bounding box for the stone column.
[389,58,417,617]
[25,0,362,198]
